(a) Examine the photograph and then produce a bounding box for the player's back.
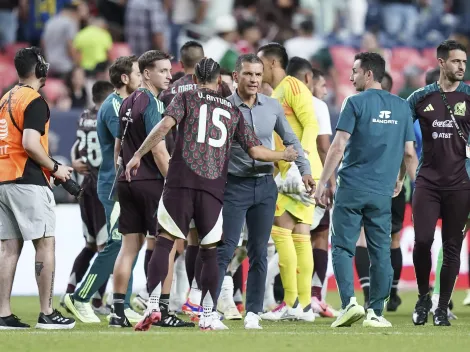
[164,87,258,201]
[338,89,414,197]
[77,106,101,185]
[97,92,122,194]
[118,88,164,181]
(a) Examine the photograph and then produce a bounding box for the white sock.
[264,252,279,305]
[170,253,189,311]
[188,278,202,305]
[149,283,162,311]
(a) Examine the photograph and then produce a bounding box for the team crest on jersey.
[454,102,466,116]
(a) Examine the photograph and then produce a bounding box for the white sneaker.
[244,312,262,329]
[298,307,316,322]
[463,289,470,306]
[63,294,101,323]
[260,302,300,321]
[331,297,365,328]
[199,311,229,330]
[124,308,143,323]
[92,305,111,316]
[363,309,392,328]
[217,276,242,320]
[133,289,149,311]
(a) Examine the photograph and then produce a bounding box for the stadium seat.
[390,47,424,72]
[0,62,17,91]
[41,78,67,105]
[336,83,356,107]
[422,47,437,70]
[109,43,132,61]
[330,46,358,72]
[389,71,405,95]
[4,42,29,60]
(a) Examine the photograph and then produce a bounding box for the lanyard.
[437,82,467,142]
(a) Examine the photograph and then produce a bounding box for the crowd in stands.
[1,0,470,112]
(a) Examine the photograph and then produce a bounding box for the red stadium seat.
[390,47,424,72]
[4,42,30,60]
[421,47,437,70]
[389,70,405,95]
[0,62,18,91]
[41,78,68,105]
[336,83,356,107]
[109,43,132,61]
[330,46,358,71]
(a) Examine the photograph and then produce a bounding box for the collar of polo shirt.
[233,91,266,107]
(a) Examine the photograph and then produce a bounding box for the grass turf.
[2,290,470,352]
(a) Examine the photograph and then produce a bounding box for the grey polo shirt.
[228,92,311,177]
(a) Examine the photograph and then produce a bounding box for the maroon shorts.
[311,209,330,234]
[79,189,107,245]
[157,187,223,245]
[117,179,164,236]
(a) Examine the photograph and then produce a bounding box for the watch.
[52,161,59,174]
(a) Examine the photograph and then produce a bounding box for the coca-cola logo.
[432,119,453,128]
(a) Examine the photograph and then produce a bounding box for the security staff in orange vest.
[0,47,76,330]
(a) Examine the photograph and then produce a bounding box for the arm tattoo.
[49,270,55,308]
[35,261,44,277]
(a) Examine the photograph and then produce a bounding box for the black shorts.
[391,188,406,234]
[157,187,223,245]
[311,209,330,234]
[79,186,107,245]
[117,179,164,236]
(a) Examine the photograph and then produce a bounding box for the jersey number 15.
[197,104,230,148]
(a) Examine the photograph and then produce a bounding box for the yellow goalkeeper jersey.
[272,75,321,180]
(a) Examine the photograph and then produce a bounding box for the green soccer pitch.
[2,291,470,352]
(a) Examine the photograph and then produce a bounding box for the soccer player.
[408,40,470,326]
[353,72,409,312]
[61,80,114,316]
[314,52,417,328]
[257,43,319,322]
[110,50,193,328]
[158,41,233,317]
[125,58,299,331]
[64,56,143,323]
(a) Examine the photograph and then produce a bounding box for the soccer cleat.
[217,276,242,320]
[260,301,300,321]
[124,308,143,323]
[433,307,451,326]
[132,289,149,311]
[311,297,335,318]
[298,305,316,323]
[199,311,228,331]
[63,294,101,323]
[108,312,132,328]
[36,309,76,330]
[447,309,458,320]
[331,297,365,328]
[386,295,402,312]
[0,314,30,330]
[244,312,262,329]
[134,308,161,332]
[93,305,111,316]
[362,309,392,328]
[463,289,470,306]
[236,302,244,314]
[412,294,432,326]
[153,310,195,327]
[182,298,201,317]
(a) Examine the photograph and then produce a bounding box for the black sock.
[312,248,328,300]
[233,266,243,302]
[113,293,126,318]
[160,293,170,312]
[66,247,95,293]
[390,248,403,297]
[144,249,153,279]
[355,246,370,305]
[185,245,199,286]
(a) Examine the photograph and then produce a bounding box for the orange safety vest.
[0,85,52,185]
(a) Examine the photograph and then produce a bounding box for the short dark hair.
[170,71,185,84]
[14,47,44,79]
[381,72,393,92]
[109,55,138,88]
[425,67,440,85]
[299,19,314,34]
[311,68,324,81]
[138,50,172,73]
[257,42,289,70]
[238,19,257,36]
[235,54,263,72]
[286,56,312,78]
[92,80,114,104]
[354,52,386,82]
[180,41,204,69]
[437,40,467,60]
[195,58,220,84]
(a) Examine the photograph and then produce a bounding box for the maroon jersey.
[118,88,164,182]
[408,82,470,190]
[164,88,261,201]
[159,74,233,154]
[77,107,101,188]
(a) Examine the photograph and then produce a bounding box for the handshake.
[274,163,315,206]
